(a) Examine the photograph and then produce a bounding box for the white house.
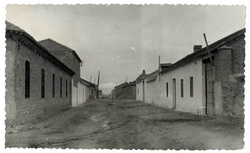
[136,29,245,117]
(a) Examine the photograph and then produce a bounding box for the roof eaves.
[6,21,75,76]
[39,38,82,62]
[160,28,245,75]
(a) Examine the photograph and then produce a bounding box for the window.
[70,81,71,98]
[181,79,184,97]
[190,77,193,97]
[41,69,45,98]
[60,77,62,98]
[166,82,168,97]
[52,73,55,98]
[25,61,30,98]
[66,80,68,98]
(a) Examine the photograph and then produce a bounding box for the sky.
[6,4,245,94]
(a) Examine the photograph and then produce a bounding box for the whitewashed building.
[136,29,245,117]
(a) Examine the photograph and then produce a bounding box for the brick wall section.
[63,51,81,87]
[229,37,245,74]
[214,38,245,118]
[48,50,81,87]
[6,36,72,125]
[214,46,232,81]
[5,38,17,125]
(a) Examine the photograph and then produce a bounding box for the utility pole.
[97,71,100,99]
[90,76,92,83]
[126,77,128,82]
[203,33,213,65]
[158,55,161,81]
[204,33,215,115]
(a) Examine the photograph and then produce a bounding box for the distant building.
[5,21,75,125]
[122,81,136,99]
[136,29,245,118]
[114,82,128,99]
[80,78,98,100]
[136,70,147,102]
[98,90,103,99]
[111,90,115,99]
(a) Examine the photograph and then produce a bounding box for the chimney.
[193,45,202,52]
[142,70,146,76]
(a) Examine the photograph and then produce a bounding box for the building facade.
[5,21,75,125]
[122,81,136,99]
[39,39,83,107]
[114,82,128,99]
[136,29,245,118]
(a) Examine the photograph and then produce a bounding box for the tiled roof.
[122,81,136,88]
[6,21,75,76]
[161,28,245,74]
[115,82,128,88]
[39,38,82,62]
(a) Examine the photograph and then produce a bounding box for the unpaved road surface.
[6,99,244,150]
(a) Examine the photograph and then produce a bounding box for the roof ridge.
[39,38,82,62]
[161,28,245,74]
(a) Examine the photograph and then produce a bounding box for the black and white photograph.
[2,0,248,151]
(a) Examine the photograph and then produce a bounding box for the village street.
[6,99,244,150]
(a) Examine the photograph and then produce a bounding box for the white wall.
[144,79,161,106]
[136,81,144,101]
[72,82,88,107]
[158,59,205,115]
[72,85,78,107]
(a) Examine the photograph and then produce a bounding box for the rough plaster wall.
[124,86,136,99]
[221,74,244,118]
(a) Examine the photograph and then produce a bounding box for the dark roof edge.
[161,28,245,74]
[6,21,75,76]
[80,78,97,87]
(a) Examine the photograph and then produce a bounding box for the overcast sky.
[6,4,245,94]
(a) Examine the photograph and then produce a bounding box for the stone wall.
[221,74,244,118]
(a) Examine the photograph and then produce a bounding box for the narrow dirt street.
[6,99,244,150]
